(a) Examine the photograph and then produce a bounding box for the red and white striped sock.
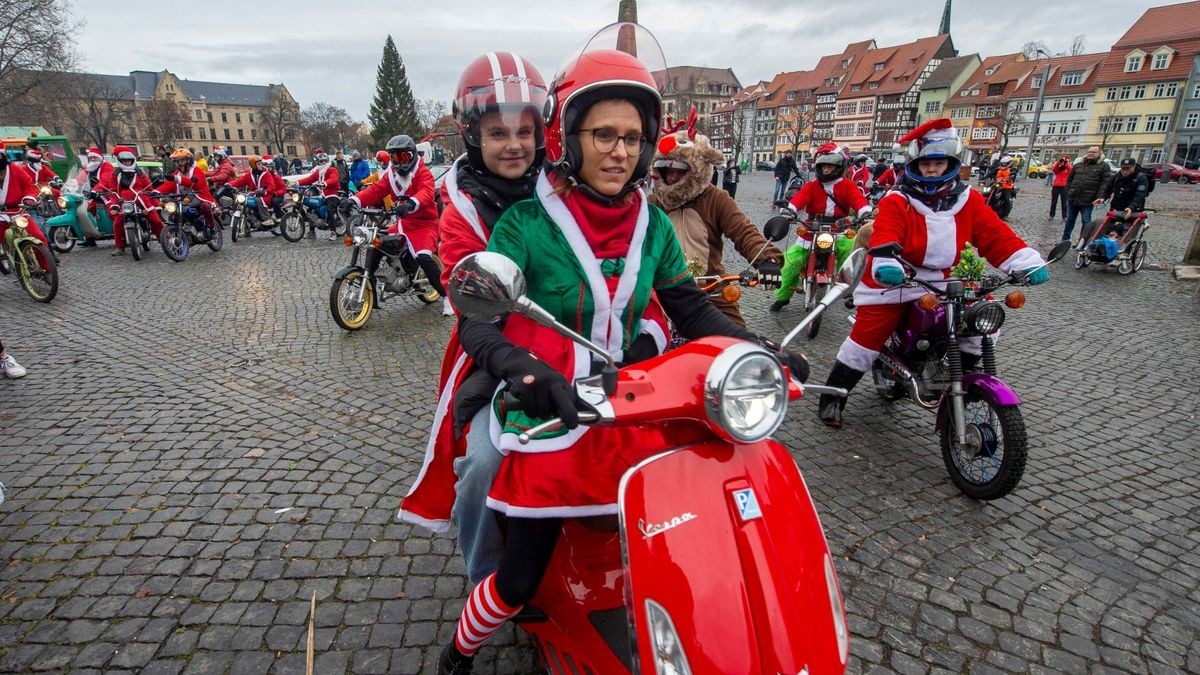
[454,573,521,656]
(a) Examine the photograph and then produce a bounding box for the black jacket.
[1065,158,1112,205]
[774,155,796,181]
[1101,170,1149,213]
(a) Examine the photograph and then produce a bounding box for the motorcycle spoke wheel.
[207,224,223,252]
[129,226,143,261]
[15,241,58,303]
[329,271,374,330]
[50,226,76,254]
[806,283,827,338]
[281,215,304,242]
[160,226,189,262]
[230,214,241,242]
[940,392,1026,500]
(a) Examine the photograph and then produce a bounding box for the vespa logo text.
[639,512,698,539]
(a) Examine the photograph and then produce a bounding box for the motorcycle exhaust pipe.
[878,353,940,410]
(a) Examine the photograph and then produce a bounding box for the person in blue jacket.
[348,150,371,190]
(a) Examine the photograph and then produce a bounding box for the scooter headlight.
[161,201,175,214]
[645,599,692,675]
[123,202,137,215]
[39,186,52,197]
[816,232,835,250]
[236,193,247,204]
[964,300,1005,334]
[56,197,66,209]
[704,343,787,443]
[12,215,29,230]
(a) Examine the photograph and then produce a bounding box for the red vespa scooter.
[448,249,867,674]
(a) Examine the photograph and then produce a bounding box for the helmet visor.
[557,22,667,93]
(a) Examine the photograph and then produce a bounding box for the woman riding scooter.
[436,39,808,674]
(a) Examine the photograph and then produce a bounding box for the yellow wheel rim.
[338,274,373,328]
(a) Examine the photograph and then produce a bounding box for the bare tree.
[728,103,753,164]
[142,98,188,152]
[69,74,129,150]
[416,99,448,137]
[777,92,817,156]
[997,101,1027,153]
[1070,35,1087,56]
[1022,41,1051,60]
[261,92,299,156]
[1094,100,1128,152]
[0,0,81,119]
[300,102,355,152]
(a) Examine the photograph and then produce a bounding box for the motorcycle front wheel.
[807,282,827,338]
[128,224,143,262]
[15,240,58,302]
[230,212,242,242]
[329,270,374,330]
[940,391,1026,500]
[206,223,224,252]
[160,225,189,262]
[281,213,305,242]
[49,226,76,254]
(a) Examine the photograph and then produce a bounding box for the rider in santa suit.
[342,133,451,315]
[770,142,872,312]
[296,150,342,239]
[818,118,1049,428]
[99,146,165,255]
[154,148,218,239]
[0,141,50,247]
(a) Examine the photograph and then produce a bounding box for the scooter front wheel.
[940,391,1026,500]
[49,226,76,254]
[329,270,374,330]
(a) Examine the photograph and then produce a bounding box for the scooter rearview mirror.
[448,252,525,321]
[762,215,790,242]
[837,249,867,287]
[1046,240,1072,263]
[868,242,902,259]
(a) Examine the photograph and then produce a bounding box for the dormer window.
[842,59,850,68]
[1061,71,1083,86]
[869,83,879,89]
[1152,51,1171,70]
[1125,55,1143,72]
[874,63,884,71]
[985,66,997,76]
[851,84,862,92]
[1031,75,1044,89]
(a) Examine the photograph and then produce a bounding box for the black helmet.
[385,135,419,176]
[854,154,869,164]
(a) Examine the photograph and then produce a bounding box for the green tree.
[368,35,420,146]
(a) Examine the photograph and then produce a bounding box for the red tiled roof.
[945,54,1030,107]
[1114,0,1200,48]
[1094,38,1200,85]
[1006,53,1107,99]
[816,40,876,95]
[844,35,955,96]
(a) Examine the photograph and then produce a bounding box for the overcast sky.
[74,0,1140,122]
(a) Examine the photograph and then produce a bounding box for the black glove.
[757,260,782,290]
[499,349,579,428]
[338,199,355,215]
[619,332,661,367]
[396,197,417,216]
[757,337,809,383]
[151,176,165,187]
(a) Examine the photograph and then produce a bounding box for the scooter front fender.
[619,439,847,674]
[962,372,1021,406]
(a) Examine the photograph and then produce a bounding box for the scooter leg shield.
[618,440,848,674]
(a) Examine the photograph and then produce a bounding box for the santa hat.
[25,148,42,162]
[898,118,959,158]
[262,154,273,161]
[86,147,103,160]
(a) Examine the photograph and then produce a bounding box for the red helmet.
[375,150,389,165]
[454,52,548,150]
[544,23,666,198]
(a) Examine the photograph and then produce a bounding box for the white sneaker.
[328,231,339,241]
[1,354,26,378]
[442,297,454,317]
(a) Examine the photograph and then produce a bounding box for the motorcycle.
[859,239,1072,500]
[157,189,223,262]
[979,178,1015,220]
[771,203,862,338]
[442,249,866,674]
[281,182,345,242]
[218,186,277,242]
[328,201,441,330]
[0,204,59,302]
[35,179,66,220]
[88,187,156,262]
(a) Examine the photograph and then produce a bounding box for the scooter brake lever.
[518,411,601,445]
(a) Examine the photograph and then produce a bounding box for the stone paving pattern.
[0,173,1197,673]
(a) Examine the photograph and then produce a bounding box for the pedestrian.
[1048,155,1070,220]
[721,158,740,198]
[0,339,26,378]
[797,159,810,183]
[349,150,370,190]
[274,154,288,174]
[333,150,350,190]
[1062,146,1111,242]
[290,157,302,175]
[773,150,796,202]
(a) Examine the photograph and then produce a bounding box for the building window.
[251,129,257,139]
[199,128,207,140]
[970,126,997,140]
[1125,55,1142,72]
[1145,115,1170,132]
[1154,82,1179,98]
[224,129,230,140]
[859,101,873,114]
[237,129,244,140]
[1046,122,1058,134]
[874,63,884,71]
[950,107,972,119]
[1134,85,1147,99]
[253,146,259,155]
[837,102,856,115]
[248,113,255,124]
[194,109,202,120]
[786,92,795,101]
[869,82,879,89]
[924,100,940,113]
[851,84,861,92]
[988,83,1006,96]
[184,128,193,140]
[1186,112,1199,129]
[235,112,242,123]
[1069,121,1081,134]
[210,128,216,140]
[1022,101,1035,112]
[1061,71,1083,86]
[976,105,1000,118]
[1119,85,1133,99]
[1031,75,1043,89]
[1105,88,1117,101]
[240,145,247,154]
[1152,53,1170,70]
[856,122,870,135]
[1051,99,1062,110]
[1076,97,1087,109]
[221,112,228,123]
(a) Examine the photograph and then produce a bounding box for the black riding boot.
[817,360,865,429]
[438,644,474,674]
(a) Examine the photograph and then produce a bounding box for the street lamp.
[1022,48,1052,179]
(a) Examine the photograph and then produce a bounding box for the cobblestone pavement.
[0,172,1197,674]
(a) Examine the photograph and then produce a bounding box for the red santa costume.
[297,155,341,196]
[876,166,899,190]
[0,141,50,247]
[99,146,165,247]
[850,164,871,187]
[350,158,438,255]
[21,147,59,197]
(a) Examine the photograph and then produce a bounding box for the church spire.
[939,0,952,35]
[618,0,637,23]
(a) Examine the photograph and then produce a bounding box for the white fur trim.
[444,156,488,244]
[639,318,668,355]
[836,337,878,372]
[394,510,451,533]
[486,496,619,518]
[998,247,1043,274]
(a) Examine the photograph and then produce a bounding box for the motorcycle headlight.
[236,193,247,204]
[39,186,52,196]
[56,197,66,208]
[816,232,835,250]
[645,599,693,675]
[964,300,1005,334]
[351,227,369,246]
[123,202,137,215]
[290,192,301,203]
[13,215,29,230]
[704,343,787,443]
[182,196,191,205]
[982,186,992,195]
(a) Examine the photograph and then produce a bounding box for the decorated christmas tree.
[952,242,986,281]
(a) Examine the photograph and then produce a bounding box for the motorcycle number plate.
[731,488,762,521]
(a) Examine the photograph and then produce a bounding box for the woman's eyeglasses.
[578,128,647,156]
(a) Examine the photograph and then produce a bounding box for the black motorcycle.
[979,178,1015,220]
[157,189,223,262]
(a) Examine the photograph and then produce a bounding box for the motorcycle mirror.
[1046,240,1072,263]
[837,248,867,287]
[868,242,902,259]
[762,216,790,242]
[448,252,525,321]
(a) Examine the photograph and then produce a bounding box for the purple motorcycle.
[859,240,1071,500]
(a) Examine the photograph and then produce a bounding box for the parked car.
[1026,161,1049,178]
[1143,162,1200,184]
[755,160,776,171]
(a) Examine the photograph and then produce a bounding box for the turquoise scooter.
[44,170,114,253]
